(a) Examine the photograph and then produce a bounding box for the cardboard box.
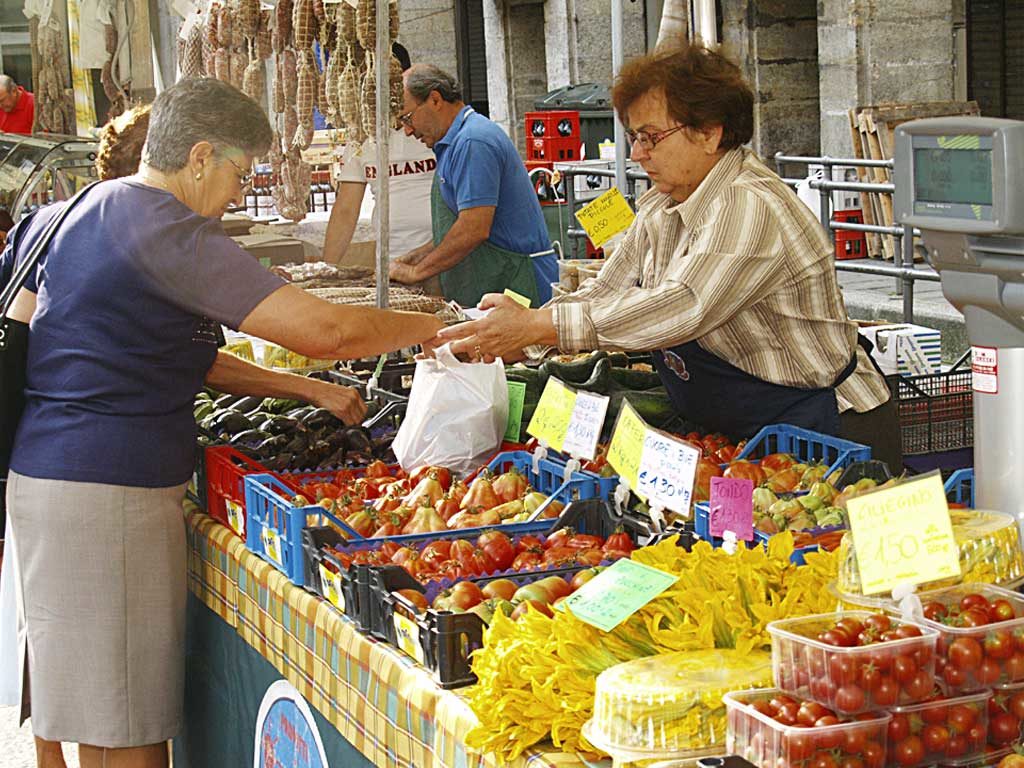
[232,233,306,267]
[858,322,942,376]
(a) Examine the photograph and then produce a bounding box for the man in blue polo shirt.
[388,64,557,308]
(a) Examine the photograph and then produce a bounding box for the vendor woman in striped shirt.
[437,41,901,471]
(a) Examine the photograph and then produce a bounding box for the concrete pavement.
[0,706,80,767]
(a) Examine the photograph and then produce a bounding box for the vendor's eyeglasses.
[398,101,427,127]
[224,155,253,186]
[625,124,687,151]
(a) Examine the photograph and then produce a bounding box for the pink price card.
[709,476,754,541]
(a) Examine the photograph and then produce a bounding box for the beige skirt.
[6,471,187,747]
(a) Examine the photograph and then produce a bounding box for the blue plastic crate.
[246,452,596,587]
[944,468,974,507]
[752,526,845,565]
[736,424,871,477]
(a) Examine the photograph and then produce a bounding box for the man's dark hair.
[612,43,754,151]
[404,64,462,104]
[143,78,272,171]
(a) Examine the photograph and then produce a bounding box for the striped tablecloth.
[185,507,599,768]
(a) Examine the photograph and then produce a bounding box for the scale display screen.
[911,135,994,221]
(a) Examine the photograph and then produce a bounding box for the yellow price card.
[526,377,576,451]
[574,188,637,248]
[503,289,532,307]
[847,472,961,595]
[606,400,647,493]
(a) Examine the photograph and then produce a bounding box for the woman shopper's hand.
[311,382,368,425]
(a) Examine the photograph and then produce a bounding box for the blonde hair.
[95,104,152,181]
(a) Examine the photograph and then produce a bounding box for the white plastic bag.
[392,344,509,477]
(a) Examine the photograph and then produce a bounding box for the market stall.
[0,131,97,224]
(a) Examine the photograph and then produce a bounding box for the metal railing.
[775,154,941,324]
[546,156,939,324]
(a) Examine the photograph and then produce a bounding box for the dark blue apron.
[651,340,859,440]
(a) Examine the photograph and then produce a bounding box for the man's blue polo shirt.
[433,106,557,303]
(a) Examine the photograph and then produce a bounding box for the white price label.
[261,526,283,567]
[972,346,998,394]
[318,564,345,611]
[561,390,610,461]
[393,613,424,663]
[225,499,245,537]
[636,431,700,514]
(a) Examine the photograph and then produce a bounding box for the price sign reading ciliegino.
[846,472,960,595]
[574,188,637,248]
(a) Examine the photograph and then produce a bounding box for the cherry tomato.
[815,715,841,728]
[864,614,892,633]
[751,699,774,717]
[812,754,838,768]
[961,593,992,613]
[947,703,978,733]
[923,601,948,621]
[835,684,866,713]
[893,656,918,684]
[829,654,860,685]
[783,730,815,762]
[769,694,799,713]
[775,702,799,725]
[867,647,893,673]
[960,608,992,628]
[943,663,967,688]
[840,758,864,768]
[874,676,900,707]
[904,669,935,700]
[859,664,882,693]
[894,735,925,767]
[842,727,867,754]
[949,637,984,671]
[1007,653,1024,681]
[894,624,923,639]
[945,734,968,759]
[797,701,832,726]
[815,722,844,750]
[990,598,1017,623]
[967,722,986,748]
[921,724,950,754]
[989,712,1022,746]
[820,629,854,647]
[888,713,910,742]
[862,741,885,768]
[977,657,1003,685]
[921,702,948,724]
[986,630,1015,660]
[836,618,866,639]
[1009,691,1024,720]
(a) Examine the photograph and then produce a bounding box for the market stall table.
[174,506,600,768]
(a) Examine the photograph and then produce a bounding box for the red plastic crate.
[205,445,300,538]
[525,110,580,141]
[833,209,867,261]
[527,136,581,163]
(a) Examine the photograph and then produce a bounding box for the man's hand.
[310,382,367,425]
[389,259,420,284]
[435,293,550,362]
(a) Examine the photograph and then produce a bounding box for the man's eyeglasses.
[224,155,253,186]
[625,124,687,151]
[398,101,426,127]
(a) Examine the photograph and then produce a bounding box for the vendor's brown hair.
[612,43,753,150]
[95,104,151,181]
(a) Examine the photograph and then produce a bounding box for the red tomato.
[949,637,984,670]
[967,722,986,748]
[811,754,838,768]
[859,664,882,693]
[842,727,867,754]
[894,624,923,639]
[977,657,1003,686]
[864,614,892,633]
[947,704,978,733]
[945,734,968,759]
[1009,691,1024,720]
[1008,653,1024,681]
[888,713,910,742]
[836,618,866,638]
[834,684,866,713]
[515,534,544,554]
[990,598,1017,623]
[923,601,948,621]
[862,741,885,768]
[921,702,948,724]
[820,629,855,647]
[566,533,604,551]
[921,724,950,754]
[904,669,934,700]
[782,731,814,762]
[432,581,484,612]
[990,712,1022,745]
[693,457,723,503]
[893,656,918,684]
[774,702,799,725]
[828,654,860,685]
[873,677,900,707]
[960,608,992,628]
[943,663,967,688]
[985,630,1015,661]
[477,531,515,571]
[893,735,925,767]
[961,593,992,613]
[511,551,541,570]
[420,540,452,569]
[602,528,635,556]
[723,459,767,487]
[759,452,797,476]
[797,701,832,726]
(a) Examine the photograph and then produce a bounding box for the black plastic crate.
[380,564,587,689]
[888,355,973,456]
[329,366,413,401]
[301,526,373,628]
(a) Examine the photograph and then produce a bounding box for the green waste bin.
[534,83,615,162]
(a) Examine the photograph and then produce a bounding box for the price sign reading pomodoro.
[846,472,960,595]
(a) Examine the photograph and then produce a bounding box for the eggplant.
[209,410,254,434]
[286,406,315,420]
[229,396,264,413]
[255,434,291,455]
[281,433,309,455]
[321,447,348,468]
[302,407,340,431]
[342,426,374,453]
[264,453,294,471]
[260,416,299,435]
[229,429,271,446]
[213,393,244,408]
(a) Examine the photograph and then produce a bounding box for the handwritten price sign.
[709,476,754,541]
[564,558,678,632]
[606,399,699,515]
[527,378,610,459]
[574,188,637,247]
[847,472,960,595]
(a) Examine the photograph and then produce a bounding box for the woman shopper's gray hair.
[404,64,463,104]
[143,78,273,171]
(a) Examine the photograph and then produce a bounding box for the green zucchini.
[540,350,609,385]
[609,366,664,391]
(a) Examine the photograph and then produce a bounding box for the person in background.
[94,103,151,180]
[321,43,436,288]
[0,75,35,134]
[387,64,558,308]
[436,43,901,471]
[4,78,441,768]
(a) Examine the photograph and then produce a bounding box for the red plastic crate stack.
[525,110,582,163]
[205,445,301,538]
[833,209,867,260]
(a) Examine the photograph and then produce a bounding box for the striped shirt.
[546,147,890,413]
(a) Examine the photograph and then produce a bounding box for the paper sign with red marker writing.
[708,476,754,541]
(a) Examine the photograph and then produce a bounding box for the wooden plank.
[868,100,980,124]
[129,0,155,95]
[847,108,882,258]
[857,120,886,259]
[859,111,895,260]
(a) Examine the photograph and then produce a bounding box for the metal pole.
[893,227,904,297]
[902,224,915,323]
[374,0,391,310]
[819,157,832,243]
[611,0,626,194]
[565,167,578,257]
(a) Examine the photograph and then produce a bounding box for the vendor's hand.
[435,293,539,362]
[311,383,367,425]
[389,260,420,284]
